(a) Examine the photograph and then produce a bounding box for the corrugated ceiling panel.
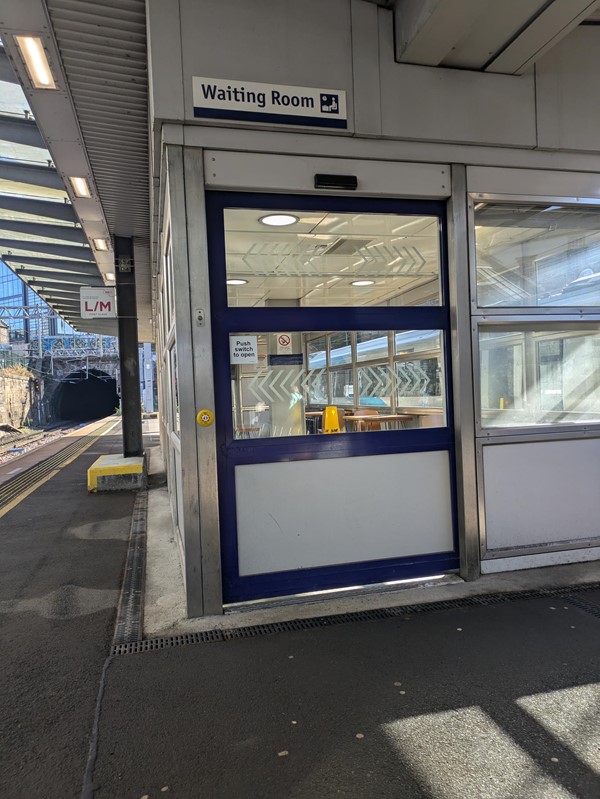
[46,0,152,341]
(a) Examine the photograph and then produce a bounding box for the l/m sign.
[80,287,117,318]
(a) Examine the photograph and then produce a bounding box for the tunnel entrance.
[52,368,119,422]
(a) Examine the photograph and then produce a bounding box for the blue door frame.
[206,192,460,603]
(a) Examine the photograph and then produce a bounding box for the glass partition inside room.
[231,329,445,438]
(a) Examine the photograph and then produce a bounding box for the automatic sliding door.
[207,194,458,601]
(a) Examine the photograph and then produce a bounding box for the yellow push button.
[196,409,215,427]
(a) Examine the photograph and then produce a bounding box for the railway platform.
[0,415,599,799]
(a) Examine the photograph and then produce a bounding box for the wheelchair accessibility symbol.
[196,409,215,427]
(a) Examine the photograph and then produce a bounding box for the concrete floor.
[96,591,600,799]
[2,420,600,799]
[0,424,134,799]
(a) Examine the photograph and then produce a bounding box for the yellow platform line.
[0,420,119,520]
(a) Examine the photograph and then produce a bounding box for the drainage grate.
[112,490,147,646]
[565,592,600,619]
[111,582,600,656]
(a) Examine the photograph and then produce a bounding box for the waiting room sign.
[192,77,347,129]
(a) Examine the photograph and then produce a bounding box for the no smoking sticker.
[276,332,293,354]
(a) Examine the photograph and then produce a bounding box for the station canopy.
[0,0,151,341]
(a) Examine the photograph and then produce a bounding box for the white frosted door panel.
[235,451,454,576]
[483,439,600,550]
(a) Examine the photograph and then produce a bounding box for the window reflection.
[480,328,600,427]
[475,203,600,308]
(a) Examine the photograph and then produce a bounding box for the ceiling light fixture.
[69,176,91,198]
[259,214,298,227]
[227,278,248,286]
[93,238,108,251]
[105,272,116,281]
[351,279,375,286]
[14,35,57,89]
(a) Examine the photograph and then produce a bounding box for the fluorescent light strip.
[70,176,91,198]
[14,35,57,89]
[93,238,108,251]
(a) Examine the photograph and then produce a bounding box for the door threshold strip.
[224,573,461,614]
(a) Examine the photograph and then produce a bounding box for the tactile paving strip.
[111,581,600,656]
[0,419,118,511]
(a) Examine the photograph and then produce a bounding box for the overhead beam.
[0,195,77,223]
[485,0,600,74]
[9,267,98,282]
[22,279,81,299]
[13,269,101,284]
[35,288,81,297]
[0,219,86,243]
[394,0,484,66]
[0,238,93,261]
[0,158,63,191]
[441,0,552,69]
[19,274,103,288]
[15,271,104,288]
[0,46,18,85]
[35,297,80,305]
[2,254,97,270]
[393,0,600,73]
[9,265,102,283]
[0,114,46,149]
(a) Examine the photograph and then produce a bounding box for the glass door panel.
[224,209,441,308]
[208,193,457,602]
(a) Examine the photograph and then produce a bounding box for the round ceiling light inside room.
[259,214,299,227]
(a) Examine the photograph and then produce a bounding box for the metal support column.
[114,235,143,457]
[448,164,481,581]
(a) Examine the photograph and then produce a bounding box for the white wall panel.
[235,451,454,576]
[178,0,354,131]
[483,439,600,551]
[378,10,536,148]
[536,28,600,152]
[204,151,450,197]
[351,0,381,137]
[146,0,185,123]
[468,166,600,200]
